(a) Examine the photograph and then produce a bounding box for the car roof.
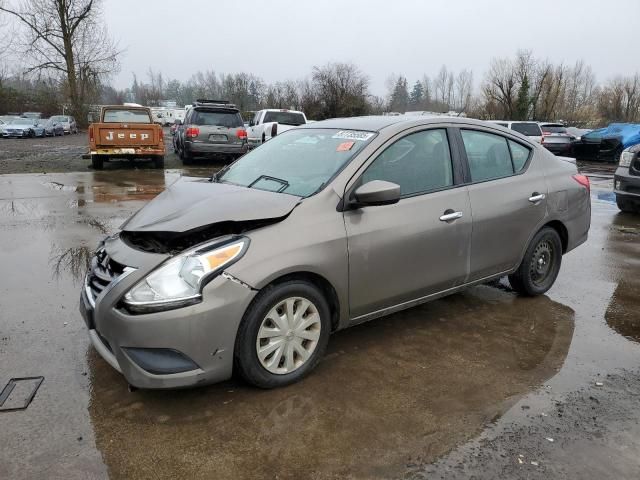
[300,115,504,132]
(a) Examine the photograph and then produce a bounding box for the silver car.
[80,116,591,389]
[49,115,78,134]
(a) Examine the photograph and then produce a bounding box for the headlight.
[619,150,634,167]
[123,237,249,313]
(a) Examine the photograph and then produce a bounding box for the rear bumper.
[186,141,248,156]
[91,147,165,156]
[543,143,573,155]
[614,167,640,200]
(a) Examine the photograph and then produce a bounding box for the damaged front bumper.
[79,235,257,389]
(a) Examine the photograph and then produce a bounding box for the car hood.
[121,178,301,233]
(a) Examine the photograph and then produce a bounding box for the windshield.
[14,118,34,125]
[219,128,375,197]
[192,110,243,127]
[263,111,305,126]
[511,123,541,136]
[103,109,151,123]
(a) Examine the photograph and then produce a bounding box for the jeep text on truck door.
[247,109,307,148]
[88,106,165,170]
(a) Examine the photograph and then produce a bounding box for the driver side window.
[361,129,453,197]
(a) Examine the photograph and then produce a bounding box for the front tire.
[235,281,331,388]
[616,196,636,213]
[508,227,562,296]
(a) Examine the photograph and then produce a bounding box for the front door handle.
[439,211,463,222]
[528,193,546,203]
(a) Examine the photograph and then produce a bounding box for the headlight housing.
[619,150,634,167]
[123,237,249,313]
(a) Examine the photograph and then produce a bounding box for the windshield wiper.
[248,175,290,192]
[210,164,231,183]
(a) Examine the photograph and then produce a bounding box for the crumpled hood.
[121,178,301,233]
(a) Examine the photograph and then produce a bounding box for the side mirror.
[352,180,401,207]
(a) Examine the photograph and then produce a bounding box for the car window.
[510,123,542,137]
[461,130,514,182]
[263,111,305,126]
[361,129,453,197]
[103,109,152,123]
[541,125,567,134]
[508,140,531,171]
[582,130,603,141]
[193,110,243,128]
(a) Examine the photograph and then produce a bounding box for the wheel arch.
[259,271,341,332]
[543,219,569,253]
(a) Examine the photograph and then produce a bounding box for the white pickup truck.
[246,109,307,148]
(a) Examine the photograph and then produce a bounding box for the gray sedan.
[80,116,591,389]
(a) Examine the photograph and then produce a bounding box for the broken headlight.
[123,237,249,313]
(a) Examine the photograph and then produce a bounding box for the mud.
[0,170,639,479]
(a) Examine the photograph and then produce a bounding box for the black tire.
[235,281,331,389]
[91,155,104,170]
[153,155,165,169]
[179,143,192,164]
[508,227,562,296]
[616,196,636,213]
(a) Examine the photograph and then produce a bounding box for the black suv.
[614,144,640,213]
[175,100,247,164]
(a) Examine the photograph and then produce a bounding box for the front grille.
[86,247,125,302]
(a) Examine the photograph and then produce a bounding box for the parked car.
[565,127,591,141]
[41,118,65,136]
[88,105,165,169]
[50,115,78,134]
[539,122,574,156]
[247,109,307,148]
[488,121,543,143]
[2,117,42,138]
[80,116,591,390]
[21,112,42,119]
[170,118,181,137]
[174,99,247,164]
[572,123,640,162]
[614,144,640,213]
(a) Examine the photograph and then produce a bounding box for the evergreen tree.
[515,74,530,120]
[409,81,424,109]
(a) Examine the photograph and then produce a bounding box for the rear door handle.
[528,193,546,203]
[439,211,463,222]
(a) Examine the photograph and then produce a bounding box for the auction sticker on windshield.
[332,130,375,141]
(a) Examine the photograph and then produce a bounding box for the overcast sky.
[104,0,640,95]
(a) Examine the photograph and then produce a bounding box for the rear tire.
[179,145,192,165]
[91,155,104,170]
[616,196,636,213]
[235,281,331,389]
[508,227,562,296]
[153,155,165,169]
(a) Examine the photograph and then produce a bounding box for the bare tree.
[482,57,518,119]
[455,69,473,113]
[0,0,120,124]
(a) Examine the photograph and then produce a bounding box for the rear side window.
[510,123,542,137]
[508,140,531,171]
[362,129,453,197]
[461,130,530,182]
[193,110,243,127]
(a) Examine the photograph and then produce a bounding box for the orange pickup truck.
[88,106,165,169]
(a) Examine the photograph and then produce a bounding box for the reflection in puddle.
[49,245,92,283]
[606,280,640,343]
[88,286,575,479]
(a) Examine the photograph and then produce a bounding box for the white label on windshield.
[332,130,375,141]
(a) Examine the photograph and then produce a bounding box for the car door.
[344,127,472,320]
[456,128,548,281]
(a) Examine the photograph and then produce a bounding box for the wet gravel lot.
[0,136,638,479]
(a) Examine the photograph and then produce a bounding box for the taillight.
[186,127,200,138]
[236,129,247,140]
[271,123,278,137]
[89,126,94,143]
[572,174,590,193]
